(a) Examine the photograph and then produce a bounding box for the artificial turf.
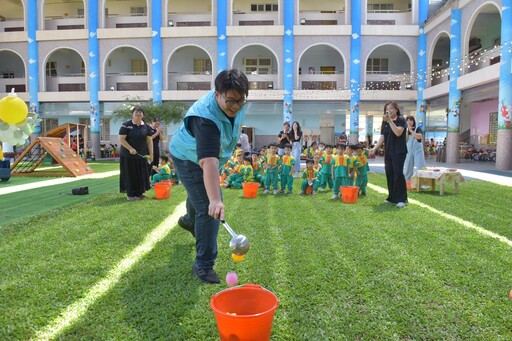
[1,167,511,340]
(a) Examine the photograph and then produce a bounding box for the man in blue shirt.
[170,69,249,283]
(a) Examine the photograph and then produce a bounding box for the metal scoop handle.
[221,220,237,238]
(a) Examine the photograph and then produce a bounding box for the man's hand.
[208,200,225,220]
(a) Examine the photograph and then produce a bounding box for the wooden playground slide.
[10,137,94,177]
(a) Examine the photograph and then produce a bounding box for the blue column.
[88,0,100,157]
[447,9,461,133]
[27,0,40,134]
[217,0,228,72]
[282,0,294,123]
[416,0,429,131]
[349,0,361,143]
[151,0,163,103]
[496,0,512,169]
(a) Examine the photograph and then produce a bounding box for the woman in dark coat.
[118,106,153,201]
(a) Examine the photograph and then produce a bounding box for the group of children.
[220,141,370,200]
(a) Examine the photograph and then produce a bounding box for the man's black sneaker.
[178,216,195,237]
[192,265,220,284]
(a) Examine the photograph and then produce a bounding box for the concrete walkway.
[368,157,512,187]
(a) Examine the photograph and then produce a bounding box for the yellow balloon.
[0,90,28,124]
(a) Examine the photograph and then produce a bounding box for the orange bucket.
[210,284,279,341]
[406,180,415,190]
[304,185,313,195]
[154,182,171,199]
[341,186,359,203]
[242,182,259,198]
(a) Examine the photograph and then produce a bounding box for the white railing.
[45,75,86,91]
[0,18,24,31]
[105,74,148,89]
[298,10,345,25]
[105,15,148,28]
[299,73,344,89]
[167,12,211,26]
[168,72,213,90]
[464,44,501,73]
[44,17,85,30]
[232,12,279,25]
[366,10,412,25]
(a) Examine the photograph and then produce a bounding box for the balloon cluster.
[0,89,39,146]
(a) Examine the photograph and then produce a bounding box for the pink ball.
[225,271,238,286]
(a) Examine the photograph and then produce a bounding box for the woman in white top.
[403,115,427,180]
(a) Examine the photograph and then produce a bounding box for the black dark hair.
[160,155,169,162]
[152,117,160,122]
[131,106,144,114]
[215,69,249,97]
[325,144,333,149]
[306,158,314,164]
[284,143,292,149]
[336,144,346,150]
[381,101,401,132]
[243,155,252,163]
[269,142,278,148]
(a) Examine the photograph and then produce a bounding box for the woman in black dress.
[370,101,407,208]
[118,106,154,201]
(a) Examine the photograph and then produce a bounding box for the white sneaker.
[263,190,269,194]
[384,199,392,204]
[331,195,338,200]
[273,190,278,195]
[396,202,406,208]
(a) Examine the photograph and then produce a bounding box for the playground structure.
[45,123,88,161]
[10,136,93,177]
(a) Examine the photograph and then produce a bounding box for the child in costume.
[151,155,172,185]
[300,159,319,195]
[279,143,295,194]
[226,152,244,188]
[233,155,254,189]
[330,144,351,199]
[353,144,369,196]
[319,144,334,191]
[345,144,356,186]
[263,143,281,194]
[251,152,263,185]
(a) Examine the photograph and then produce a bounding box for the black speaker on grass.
[72,186,89,195]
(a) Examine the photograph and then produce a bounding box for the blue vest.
[170,90,246,166]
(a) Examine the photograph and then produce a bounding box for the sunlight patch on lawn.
[33,201,186,341]
[367,183,512,248]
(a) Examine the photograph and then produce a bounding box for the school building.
[0,0,511,169]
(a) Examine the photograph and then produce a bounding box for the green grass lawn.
[1,170,511,340]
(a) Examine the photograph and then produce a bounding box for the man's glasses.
[219,93,247,108]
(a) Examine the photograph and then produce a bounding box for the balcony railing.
[0,18,24,32]
[44,16,85,30]
[45,74,86,91]
[430,67,449,86]
[464,44,501,73]
[167,12,211,27]
[366,10,412,25]
[168,72,212,91]
[365,72,412,90]
[232,11,279,26]
[0,77,26,93]
[298,10,345,25]
[299,73,344,90]
[246,73,278,89]
[106,73,148,91]
[105,15,148,28]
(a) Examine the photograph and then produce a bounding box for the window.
[243,58,272,74]
[79,118,111,142]
[77,8,84,18]
[366,58,388,73]
[193,59,212,74]
[130,7,147,16]
[42,118,59,134]
[80,61,85,75]
[250,3,278,12]
[367,4,394,11]
[130,60,147,75]
[320,66,335,75]
[46,62,57,77]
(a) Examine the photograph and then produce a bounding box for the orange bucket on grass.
[242,182,259,198]
[210,284,279,341]
[154,182,171,199]
[341,186,359,203]
[406,180,415,190]
[304,185,313,195]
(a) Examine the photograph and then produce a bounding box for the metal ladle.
[221,220,250,256]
